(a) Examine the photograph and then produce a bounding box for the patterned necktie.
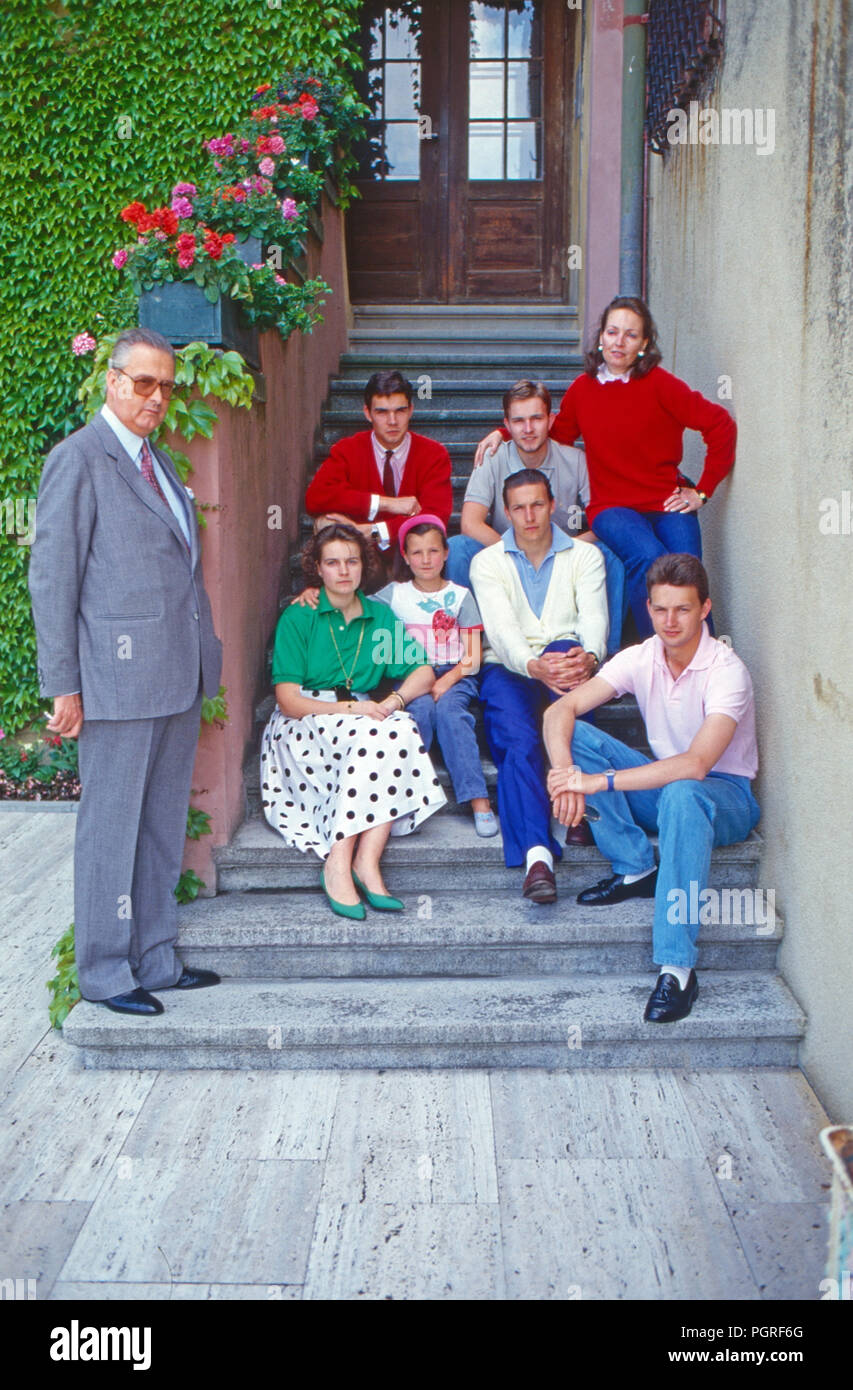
[140,438,190,550]
[140,438,169,508]
[382,449,395,497]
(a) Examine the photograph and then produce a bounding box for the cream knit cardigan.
[470,538,609,677]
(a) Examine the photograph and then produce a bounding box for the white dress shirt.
[368,432,412,547]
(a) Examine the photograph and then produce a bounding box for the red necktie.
[140,438,169,508]
[382,449,395,497]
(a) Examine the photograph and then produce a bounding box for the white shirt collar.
[597,363,633,385]
[100,403,149,465]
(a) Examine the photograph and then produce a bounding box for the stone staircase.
[63,305,805,1070]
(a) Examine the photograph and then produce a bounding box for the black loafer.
[644,970,698,1023]
[576,869,657,905]
[162,967,221,990]
[102,988,163,1016]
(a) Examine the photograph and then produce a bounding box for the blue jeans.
[591,507,713,638]
[404,664,488,804]
[446,533,626,657]
[479,641,593,866]
[570,720,760,969]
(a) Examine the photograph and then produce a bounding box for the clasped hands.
[527,648,596,694]
[547,763,601,828]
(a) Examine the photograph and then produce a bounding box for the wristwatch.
[696,490,709,506]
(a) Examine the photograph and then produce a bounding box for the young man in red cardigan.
[305,370,452,571]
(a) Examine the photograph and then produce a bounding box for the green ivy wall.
[0,0,363,733]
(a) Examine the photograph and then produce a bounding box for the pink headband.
[397,513,447,554]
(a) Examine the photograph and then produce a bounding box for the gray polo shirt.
[462,439,590,535]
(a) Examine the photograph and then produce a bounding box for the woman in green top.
[260,524,446,918]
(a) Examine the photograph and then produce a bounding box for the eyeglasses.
[111,367,176,399]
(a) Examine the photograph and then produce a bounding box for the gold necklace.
[328,606,366,691]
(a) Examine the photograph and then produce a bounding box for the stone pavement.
[0,810,832,1300]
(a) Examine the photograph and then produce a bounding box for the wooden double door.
[346,0,572,302]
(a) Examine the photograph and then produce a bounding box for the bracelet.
[390,690,405,710]
[696,490,709,505]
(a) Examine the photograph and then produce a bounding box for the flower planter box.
[137,238,263,368]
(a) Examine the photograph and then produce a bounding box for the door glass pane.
[385,6,421,59]
[469,61,505,119]
[384,123,421,180]
[469,123,504,179]
[507,1,540,57]
[356,4,422,181]
[385,61,421,119]
[506,122,540,179]
[469,2,505,58]
[507,61,541,118]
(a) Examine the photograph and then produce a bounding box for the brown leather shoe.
[522,860,557,903]
[564,820,594,846]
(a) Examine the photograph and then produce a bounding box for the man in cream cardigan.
[470,468,608,902]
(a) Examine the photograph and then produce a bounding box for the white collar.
[100,403,149,464]
[597,363,633,385]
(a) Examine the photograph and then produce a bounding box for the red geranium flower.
[255,83,272,95]
[251,104,279,121]
[120,201,146,224]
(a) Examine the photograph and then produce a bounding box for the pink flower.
[267,135,285,154]
[274,274,286,285]
[253,177,272,194]
[251,262,264,269]
[71,332,96,356]
[0,728,5,740]
[300,100,319,120]
[154,230,167,241]
[281,197,299,220]
[112,248,128,268]
[172,181,197,197]
[171,196,194,218]
[258,157,275,176]
[240,139,251,153]
[177,249,195,269]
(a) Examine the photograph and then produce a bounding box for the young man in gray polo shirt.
[446,380,624,654]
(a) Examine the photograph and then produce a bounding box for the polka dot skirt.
[260,708,447,858]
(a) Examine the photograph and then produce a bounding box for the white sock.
[526,845,554,873]
[623,866,656,885]
[658,964,692,990]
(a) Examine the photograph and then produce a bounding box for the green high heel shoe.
[321,868,366,919]
[351,870,404,912]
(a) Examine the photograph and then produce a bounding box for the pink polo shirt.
[598,623,758,778]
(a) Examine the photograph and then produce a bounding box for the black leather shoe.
[162,967,221,990]
[644,970,698,1023]
[576,868,657,905]
[102,988,164,1016]
[522,860,557,903]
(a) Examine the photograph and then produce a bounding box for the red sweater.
[305,430,452,542]
[501,367,736,524]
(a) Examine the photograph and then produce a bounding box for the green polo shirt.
[271,589,429,691]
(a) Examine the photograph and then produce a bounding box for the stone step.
[349,327,580,350]
[351,303,580,332]
[328,377,571,400]
[337,353,583,380]
[215,812,763,894]
[61,971,805,1071]
[174,890,783,978]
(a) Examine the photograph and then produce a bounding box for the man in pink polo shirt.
[543,553,759,1022]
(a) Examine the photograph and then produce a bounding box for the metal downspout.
[620,3,648,295]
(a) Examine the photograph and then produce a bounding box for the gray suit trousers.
[74,693,203,1000]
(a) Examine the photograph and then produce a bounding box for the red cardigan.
[500,367,736,524]
[305,430,453,542]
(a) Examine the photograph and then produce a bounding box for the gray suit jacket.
[29,412,222,720]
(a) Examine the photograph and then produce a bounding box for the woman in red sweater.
[474,297,736,638]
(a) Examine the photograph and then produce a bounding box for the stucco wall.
[647,0,853,1115]
[179,191,350,891]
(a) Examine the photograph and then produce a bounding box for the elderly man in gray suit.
[28,327,223,1016]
